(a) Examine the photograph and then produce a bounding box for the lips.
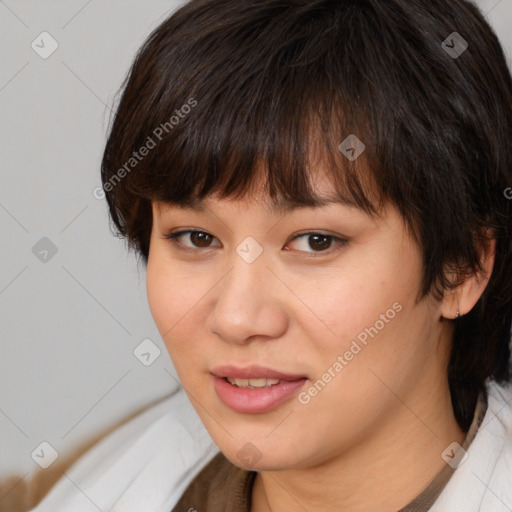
[211,365,307,381]
[211,365,308,413]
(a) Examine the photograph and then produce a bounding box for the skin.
[146,169,495,512]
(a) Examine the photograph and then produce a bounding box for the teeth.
[227,377,281,388]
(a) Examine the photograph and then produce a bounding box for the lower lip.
[213,376,307,413]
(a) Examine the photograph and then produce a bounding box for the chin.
[214,435,310,472]
[226,450,295,472]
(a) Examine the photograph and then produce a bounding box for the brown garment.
[171,391,487,512]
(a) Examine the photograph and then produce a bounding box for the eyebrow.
[174,194,364,215]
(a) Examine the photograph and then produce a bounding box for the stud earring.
[455,310,461,319]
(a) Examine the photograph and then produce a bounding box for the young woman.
[28,0,512,510]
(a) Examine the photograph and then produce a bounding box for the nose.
[206,248,289,345]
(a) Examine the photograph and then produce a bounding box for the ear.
[440,231,496,320]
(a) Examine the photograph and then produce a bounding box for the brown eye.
[164,230,220,250]
[164,230,347,255]
[287,233,347,254]
[307,234,332,251]
[189,231,213,247]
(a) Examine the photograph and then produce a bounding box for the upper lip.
[211,365,307,381]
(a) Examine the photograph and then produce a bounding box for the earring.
[455,310,461,319]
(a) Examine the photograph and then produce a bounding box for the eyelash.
[163,230,348,256]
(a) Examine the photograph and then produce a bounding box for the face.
[146,170,449,471]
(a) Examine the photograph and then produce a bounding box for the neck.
[251,374,465,512]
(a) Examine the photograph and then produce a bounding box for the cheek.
[146,248,226,387]
[301,242,425,391]
[146,254,199,354]
[304,264,430,418]
[300,256,412,357]
[146,260,174,336]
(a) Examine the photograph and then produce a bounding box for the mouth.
[211,365,308,413]
[224,376,282,389]
[211,364,307,381]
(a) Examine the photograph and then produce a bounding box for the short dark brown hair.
[101,0,512,430]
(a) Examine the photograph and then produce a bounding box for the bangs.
[131,70,376,213]
[141,91,379,215]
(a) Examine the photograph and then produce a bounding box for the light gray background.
[1,0,511,480]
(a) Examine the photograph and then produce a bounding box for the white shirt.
[30,380,512,512]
